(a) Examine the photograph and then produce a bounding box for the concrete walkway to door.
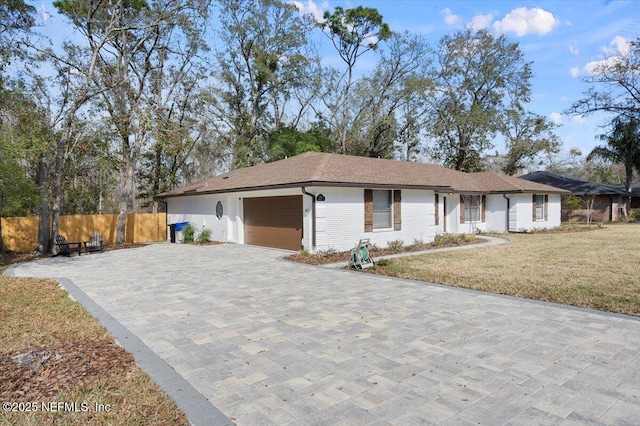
[7,243,640,425]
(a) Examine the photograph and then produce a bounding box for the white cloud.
[611,35,630,55]
[570,67,580,78]
[290,0,328,23]
[549,112,564,125]
[493,7,559,37]
[570,114,587,123]
[467,13,493,31]
[441,8,461,26]
[584,36,630,75]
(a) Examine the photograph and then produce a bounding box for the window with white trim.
[372,190,392,229]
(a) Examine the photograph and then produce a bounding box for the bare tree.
[54,0,211,243]
[28,0,144,252]
[569,38,640,119]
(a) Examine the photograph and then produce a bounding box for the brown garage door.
[243,195,303,250]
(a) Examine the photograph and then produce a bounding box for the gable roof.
[158,152,568,198]
[519,171,628,196]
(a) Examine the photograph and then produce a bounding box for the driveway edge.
[3,266,232,426]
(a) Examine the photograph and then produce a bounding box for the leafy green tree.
[213,0,315,168]
[588,116,640,217]
[500,108,561,175]
[0,86,52,253]
[319,6,391,154]
[0,0,35,87]
[55,0,211,243]
[425,29,533,172]
[266,124,332,161]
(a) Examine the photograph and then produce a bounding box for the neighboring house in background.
[609,182,640,209]
[157,152,568,252]
[519,171,630,222]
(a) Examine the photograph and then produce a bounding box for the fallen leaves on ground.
[0,339,134,401]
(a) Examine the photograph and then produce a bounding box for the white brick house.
[158,152,568,252]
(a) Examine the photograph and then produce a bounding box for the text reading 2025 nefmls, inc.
[3,401,112,413]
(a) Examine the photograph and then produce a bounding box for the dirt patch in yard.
[1,339,134,401]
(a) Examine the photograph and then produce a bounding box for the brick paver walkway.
[9,243,640,425]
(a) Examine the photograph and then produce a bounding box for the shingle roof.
[519,171,629,196]
[158,152,568,198]
[609,182,640,196]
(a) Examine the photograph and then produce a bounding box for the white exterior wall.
[166,193,235,242]
[308,187,436,252]
[506,193,562,232]
[166,188,305,245]
[167,187,562,248]
[440,193,562,234]
[485,194,508,233]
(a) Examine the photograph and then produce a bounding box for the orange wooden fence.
[1,213,167,252]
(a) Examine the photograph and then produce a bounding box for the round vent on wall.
[216,201,223,219]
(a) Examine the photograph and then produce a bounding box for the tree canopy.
[0,1,581,252]
[425,30,534,171]
[588,116,640,194]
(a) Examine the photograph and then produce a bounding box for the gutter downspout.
[301,187,316,250]
[503,194,511,232]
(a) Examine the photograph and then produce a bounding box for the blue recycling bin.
[168,222,189,243]
[174,222,189,231]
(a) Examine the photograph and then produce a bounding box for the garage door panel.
[243,196,302,250]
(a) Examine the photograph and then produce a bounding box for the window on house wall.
[434,194,439,225]
[373,190,392,228]
[365,189,401,232]
[533,194,548,221]
[462,195,482,222]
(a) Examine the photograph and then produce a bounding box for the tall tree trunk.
[116,134,139,244]
[51,119,74,254]
[116,135,132,244]
[0,192,4,256]
[51,138,65,253]
[36,155,51,253]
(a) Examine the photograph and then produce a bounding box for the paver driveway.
[8,243,640,425]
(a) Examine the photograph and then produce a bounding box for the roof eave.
[156,181,453,199]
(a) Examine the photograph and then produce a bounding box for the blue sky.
[295,0,640,157]
[33,0,639,159]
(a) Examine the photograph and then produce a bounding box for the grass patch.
[371,224,640,316]
[0,276,188,425]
